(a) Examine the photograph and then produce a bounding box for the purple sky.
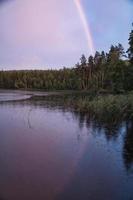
[0,0,133,70]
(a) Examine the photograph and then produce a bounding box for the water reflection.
[0,93,133,200]
[1,94,133,173]
[123,121,133,172]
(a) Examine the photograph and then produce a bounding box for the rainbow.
[74,0,95,55]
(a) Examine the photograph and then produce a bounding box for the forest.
[0,25,133,94]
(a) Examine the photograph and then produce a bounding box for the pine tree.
[127,24,133,64]
[80,54,87,67]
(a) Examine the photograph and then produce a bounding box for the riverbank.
[1,89,133,124]
[73,92,133,123]
[30,91,133,124]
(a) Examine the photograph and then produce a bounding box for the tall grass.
[31,91,133,125]
[73,93,133,123]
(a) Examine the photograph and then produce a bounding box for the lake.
[0,90,133,200]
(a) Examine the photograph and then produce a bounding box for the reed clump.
[73,93,133,123]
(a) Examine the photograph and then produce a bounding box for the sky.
[0,0,133,70]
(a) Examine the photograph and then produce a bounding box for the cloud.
[0,0,12,5]
[0,0,7,3]
[0,0,89,69]
[0,0,132,69]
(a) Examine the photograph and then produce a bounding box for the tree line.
[0,25,133,93]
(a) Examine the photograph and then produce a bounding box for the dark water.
[0,91,133,200]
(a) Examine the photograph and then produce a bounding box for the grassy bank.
[31,92,133,124]
[71,92,133,123]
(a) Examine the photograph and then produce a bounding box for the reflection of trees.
[35,95,133,173]
[71,110,122,141]
[33,94,124,137]
[3,94,133,172]
[4,94,127,140]
[123,121,133,172]
[74,112,133,172]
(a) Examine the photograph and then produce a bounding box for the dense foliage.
[0,25,133,93]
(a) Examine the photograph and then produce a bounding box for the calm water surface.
[0,91,133,200]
